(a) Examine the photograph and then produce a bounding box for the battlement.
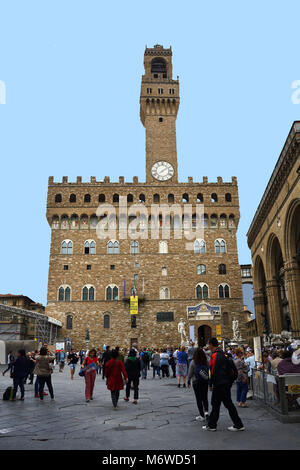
[48,176,238,186]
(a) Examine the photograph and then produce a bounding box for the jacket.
[34,354,55,376]
[160,353,170,366]
[209,348,236,387]
[105,358,128,391]
[12,357,28,378]
[151,353,161,367]
[125,356,141,379]
[234,358,249,382]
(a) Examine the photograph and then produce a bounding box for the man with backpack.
[202,338,245,432]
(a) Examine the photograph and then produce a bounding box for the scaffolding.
[0,304,62,344]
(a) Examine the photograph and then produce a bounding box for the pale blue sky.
[0,1,299,305]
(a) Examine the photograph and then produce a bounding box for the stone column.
[265,279,283,334]
[284,259,300,331]
[253,292,265,337]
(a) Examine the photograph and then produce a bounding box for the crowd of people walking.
[2,338,300,431]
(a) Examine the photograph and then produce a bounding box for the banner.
[130,295,138,315]
[216,324,222,340]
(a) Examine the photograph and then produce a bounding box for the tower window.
[153,74,158,78]
[159,117,163,122]
[147,88,152,94]
[163,73,167,78]
[87,265,91,270]
[99,194,105,203]
[151,58,167,74]
[84,194,91,203]
[158,88,164,94]
[70,194,76,203]
[211,193,218,203]
[64,265,68,271]
[225,193,232,202]
[169,89,175,94]
[55,194,62,203]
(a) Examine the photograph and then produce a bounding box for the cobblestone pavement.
[0,365,299,450]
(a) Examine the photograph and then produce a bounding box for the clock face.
[151,161,174,181]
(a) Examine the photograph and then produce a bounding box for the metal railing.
[252,368,300,419]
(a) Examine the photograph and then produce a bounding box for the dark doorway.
[198,325,212,347]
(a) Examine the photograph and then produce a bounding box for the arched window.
[113,194,119,203]
[159,240,168,253]
[225,193,232,202]
[80,214,89,229]
[219,284,230,298]
[70,214,79,229]
[108,240,119,254]
[229,214,235,228]
[70,194,76,203]
[215,239,227,253]
[182,193,189,203]
[194,239,206,254]
[90,214,98,228]
[220,214,227,227]
[162,267,167,276]
[55,194,62,203]
[52,215,59,229]
[127,194,133,203]
[104,314,110,329]
[197,193,203,203]
[99,194,105,203]
[210,214,218,227]
[84,240,96,255]
[197,264,206,275]
[168,194,174,203]
[202,214,209,228]
[160,287,170,299]
[218,263,227,275]
[58,285,71,302]
[131,241,139,254]
[196,283,209,300]
[82,285,95,301]
[139,194,145,203]
[61,240,73,255]
[106,285,118,300]
[66,314,73,330]
[211,193,218,203]
[61,215,69,229]
[153,193,160,203]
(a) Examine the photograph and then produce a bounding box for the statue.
[178,318,188,345]
[261,312,270,335]
[232,319,240,342]
[284,314,292,332]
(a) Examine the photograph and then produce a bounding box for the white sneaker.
[227,426,245,432]
[195,416,205,421]
[202,425,216,431]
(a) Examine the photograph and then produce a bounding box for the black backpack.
[195,364,209,382]
[3,386,13,401]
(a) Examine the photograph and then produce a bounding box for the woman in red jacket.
[105,349,128,409]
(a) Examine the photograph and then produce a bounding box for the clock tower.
[140,45,180,183]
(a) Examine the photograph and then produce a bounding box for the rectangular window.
[156,311,174,322]
[147,88,152,94]
[169,89,175,94]
[87,265,91,270]
[110,265,115,270]
[158,88,164,94]
[134,274,138,281]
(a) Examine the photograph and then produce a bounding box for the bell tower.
[140,45,180,184]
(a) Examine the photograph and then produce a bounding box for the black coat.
[12,357,28,378]
[209,348,237,387]
[125,357,141,379]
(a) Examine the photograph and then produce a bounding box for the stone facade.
[247,121,300,338]
[45,45,247,349]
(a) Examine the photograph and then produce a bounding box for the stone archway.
[266,234,287,332]
[198,325,212,347]
[284,199,300,330]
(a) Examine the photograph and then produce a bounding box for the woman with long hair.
[81,348,100,402]
[187,347,209,421]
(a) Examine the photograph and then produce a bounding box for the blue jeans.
[13,376,25,399]
[236,380,248,403]
[152,366,161,378]
[141,363,147,378]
